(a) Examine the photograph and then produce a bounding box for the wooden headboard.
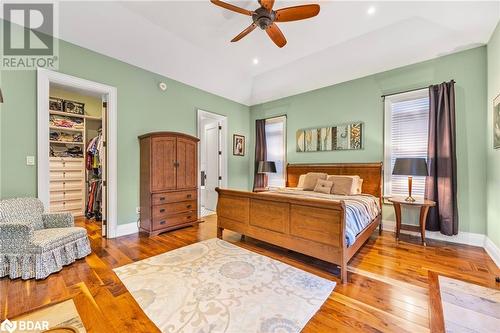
[286,163,383,203]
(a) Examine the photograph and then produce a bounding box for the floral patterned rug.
[114,238,335,333]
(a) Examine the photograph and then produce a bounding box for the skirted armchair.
[0,198,91,279]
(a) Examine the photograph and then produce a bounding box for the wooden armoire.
[139,132,199,236]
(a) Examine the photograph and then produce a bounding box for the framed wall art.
[233,134,245,156]
[296,122,363,152]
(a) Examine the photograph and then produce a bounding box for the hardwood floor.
[1,216,498,332]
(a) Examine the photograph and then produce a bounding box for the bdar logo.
[0,319,17,333]
[3,3,54,56]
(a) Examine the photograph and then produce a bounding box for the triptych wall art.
[296,122,363,152]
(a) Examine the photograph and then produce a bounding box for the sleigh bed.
[216,163,383,284]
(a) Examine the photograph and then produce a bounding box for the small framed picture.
[233,134,245,156]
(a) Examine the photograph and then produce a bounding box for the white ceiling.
[53,1,500,105]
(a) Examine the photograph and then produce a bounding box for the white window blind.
[384,89,429,198]
[265,116,287,188]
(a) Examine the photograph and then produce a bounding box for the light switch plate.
[26,156,35,166]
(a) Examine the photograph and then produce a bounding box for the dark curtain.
[425,81,458,235]
[253,119,268,190]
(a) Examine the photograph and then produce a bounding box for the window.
[384,89,429,198]
[265,116,287,188]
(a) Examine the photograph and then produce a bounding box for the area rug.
[114,238,335,333]
[439,276,500,332]
[13,299,86,333]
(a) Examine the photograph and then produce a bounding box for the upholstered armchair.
[0,198,91,280]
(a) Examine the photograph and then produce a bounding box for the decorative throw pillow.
[302,172,328,190]
[297,174,306,189]
[314,179,333,194]
[327,175,360,195]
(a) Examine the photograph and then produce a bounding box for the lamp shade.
[392,158,428,176]
[257,161,277,173]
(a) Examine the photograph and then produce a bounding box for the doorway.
[197,109,228,217]
[37,69,117,238]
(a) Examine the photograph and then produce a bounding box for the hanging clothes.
[85,131,104,221]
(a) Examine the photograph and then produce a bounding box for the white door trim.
[197,109,228,216]
[37,68,119,238]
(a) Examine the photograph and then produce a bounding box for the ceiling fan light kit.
[210,0,320,48]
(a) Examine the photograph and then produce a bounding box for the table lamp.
[392,158,428,202]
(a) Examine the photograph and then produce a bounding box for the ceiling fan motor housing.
[253,7,275,30]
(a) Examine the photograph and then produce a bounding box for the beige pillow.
[297,174,306,188]
[302,172,327,190]
[314,179,333,194]
[358,179,364,194]
[327,175,360,195]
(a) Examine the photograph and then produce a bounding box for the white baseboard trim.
[382,220,486,247]
[115,222,139,237]
[484,237,500,268]
[382,220,500,268]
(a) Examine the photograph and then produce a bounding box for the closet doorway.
[37,69,117,238]
[197,109,227,217]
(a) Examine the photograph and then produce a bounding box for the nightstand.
[388,196,436,246]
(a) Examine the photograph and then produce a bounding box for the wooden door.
[176,137,197,189]
[151,137,176,191]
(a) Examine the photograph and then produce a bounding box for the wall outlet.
[136,207,140,214]
[26,156,35,166]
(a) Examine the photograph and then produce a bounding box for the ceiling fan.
[210,0,320,48]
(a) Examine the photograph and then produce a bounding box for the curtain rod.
[381,80,455,98]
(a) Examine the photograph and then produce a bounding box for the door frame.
[196,109,228,216]
[37,68,118,238]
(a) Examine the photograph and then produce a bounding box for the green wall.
[250,47,488,234]
[0,39,251,225]
[487,22,500,248]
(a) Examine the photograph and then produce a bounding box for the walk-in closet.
[48,84,107,224]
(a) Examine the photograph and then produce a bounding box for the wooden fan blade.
[266,23,287,48]
[210,0,253,16]
[275,4,320,22]
[259,0,275,11]
[231,23,257,42]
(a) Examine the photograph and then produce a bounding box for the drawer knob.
[187,216,192,219]
[187,204,192,209]
[187,194,192,198]
[160,220,166,225]
[159,197,166,201]
[160,208,165,213]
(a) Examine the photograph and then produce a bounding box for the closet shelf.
[50,140,84,145]
[49,110,102,120]
[49,126,84,133]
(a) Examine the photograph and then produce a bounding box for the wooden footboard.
[216,188,380,283]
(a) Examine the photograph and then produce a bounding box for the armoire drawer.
[152,200,197,220]
[152,211,197,230]
[49,158,84,170]
[152,190,197,205]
